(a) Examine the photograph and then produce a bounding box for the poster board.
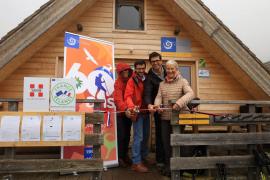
[23,77,50,112]
[50,78,76,112]
[0,112,84,147]
[63,32,117,167]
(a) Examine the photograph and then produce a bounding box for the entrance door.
[177,61,197,96]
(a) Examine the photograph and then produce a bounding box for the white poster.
[199,69,210,78]
[43,115,62,141]
[50,78,76,112]
[23,77,50,112]
[0,116,20,142]
[63,115,82,141]
[21,115,41,141]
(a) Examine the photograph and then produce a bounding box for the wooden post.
[247,104,259,180]
[2,101,18,180]
[170,100,181,180]
[94,101,104,180]
[192,125,199,133]
[93,101,103,159]
[4,101,18,159]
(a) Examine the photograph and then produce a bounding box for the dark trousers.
[161,120,172,171]
[117,114,132,159]
[154,112,165,163]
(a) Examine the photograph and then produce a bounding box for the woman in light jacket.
[153,60,194,176]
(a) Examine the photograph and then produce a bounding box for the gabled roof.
[0,0,270,99]
[0,0,54,44]
[0,0,97,81]
[265,61,270,71]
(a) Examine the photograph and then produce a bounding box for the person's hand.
[133,106,140,113]
[125,108,137,122]
[148,104,156,113]
[156,105,164,113]
[125,109,132,118]
[172,104,181,111]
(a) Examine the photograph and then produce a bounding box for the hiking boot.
[142,158,155,165]
[119,158,128,168]
[124,156,132,165]
[161,169,171,177]
[131,163,149,173]
[156,163,165,168]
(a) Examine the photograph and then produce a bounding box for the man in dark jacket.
[113,63,133,167]
[144,52,166,167]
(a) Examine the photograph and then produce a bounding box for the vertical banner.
[63,32,117,167]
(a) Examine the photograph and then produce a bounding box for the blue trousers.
[132,114,150,164]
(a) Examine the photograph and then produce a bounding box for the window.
[115,0,144,30]
[55,56,64,78]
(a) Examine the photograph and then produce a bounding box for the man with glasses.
[144,52,166,168]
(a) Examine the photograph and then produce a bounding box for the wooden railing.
[170,100,270,180]
[0,98,104,180]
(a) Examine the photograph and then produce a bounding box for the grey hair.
[166,60,178,69]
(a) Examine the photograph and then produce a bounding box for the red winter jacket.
[113,63,133,111]
[124,72,147,109]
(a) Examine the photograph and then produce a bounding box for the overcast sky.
[0,0,269,62]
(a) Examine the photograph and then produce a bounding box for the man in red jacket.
[124,60,149,173]
[113,63,133,167]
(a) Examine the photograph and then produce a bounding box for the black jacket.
[143,66,167,105]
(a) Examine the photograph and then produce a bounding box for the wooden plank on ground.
[171,132,270,146]
[170,155,255,170]
[0,159,103,173]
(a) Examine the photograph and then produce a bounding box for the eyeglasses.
[151,60,161,63]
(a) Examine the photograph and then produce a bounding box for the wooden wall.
[0,0,253,113]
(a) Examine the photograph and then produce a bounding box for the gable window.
[115,0,144,30]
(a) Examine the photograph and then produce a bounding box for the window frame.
[113,0,146,32]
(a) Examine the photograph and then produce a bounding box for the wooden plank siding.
[0,0,253,114]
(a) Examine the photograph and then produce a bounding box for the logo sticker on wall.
[161,37,192,58]
[64,33,80,49]
[161,37,176,52]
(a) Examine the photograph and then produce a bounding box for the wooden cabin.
[0,0,270,178]
[0,0,269,108]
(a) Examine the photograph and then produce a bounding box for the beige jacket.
[154,75,194,120]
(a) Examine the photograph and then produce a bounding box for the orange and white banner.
[63,32,117,167]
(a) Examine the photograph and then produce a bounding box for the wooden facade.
[1,0,268,113]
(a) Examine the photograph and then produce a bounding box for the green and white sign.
[50,78,76,112]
